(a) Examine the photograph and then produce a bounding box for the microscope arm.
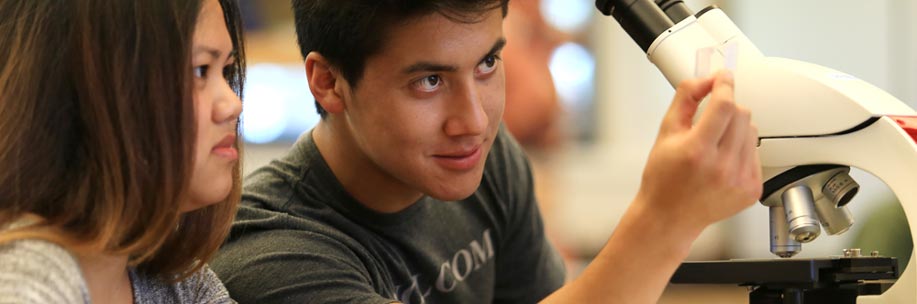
[758,116,917,304]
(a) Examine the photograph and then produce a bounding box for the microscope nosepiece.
[761,165,859,258]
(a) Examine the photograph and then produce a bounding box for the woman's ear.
[305,52,346,114]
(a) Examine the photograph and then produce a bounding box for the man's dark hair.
[291,0,509,116]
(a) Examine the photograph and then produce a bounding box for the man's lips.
[212,134,238,160]
[432,145,482,171]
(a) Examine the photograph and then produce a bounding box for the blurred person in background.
[501,0,574,270]
[502,0,566,149]
[0,0,245,302]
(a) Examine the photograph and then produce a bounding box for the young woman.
[0,0,245,302]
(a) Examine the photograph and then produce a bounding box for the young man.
[211,0,762,303]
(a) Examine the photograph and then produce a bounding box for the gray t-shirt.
[0,238,234,303]
[212,127,565,304]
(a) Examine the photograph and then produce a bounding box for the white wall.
[891,0,917,107]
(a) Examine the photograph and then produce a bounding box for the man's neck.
[312,121,424,213]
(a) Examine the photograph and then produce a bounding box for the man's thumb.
[660,76,715,136]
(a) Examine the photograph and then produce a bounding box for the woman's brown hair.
[0,0,246,281]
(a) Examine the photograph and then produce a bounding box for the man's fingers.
[718,107,751,161]
[740,123,763,198]
[660,75,715,137]
[747,125,762,183]
[693,70,736,144]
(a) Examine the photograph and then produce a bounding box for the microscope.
[595,0,917,303]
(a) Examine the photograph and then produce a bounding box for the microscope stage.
[671,257,898,286]
[671,257,899,303]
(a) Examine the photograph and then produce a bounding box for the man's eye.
[476,55,499,75]
[414,75,441,92]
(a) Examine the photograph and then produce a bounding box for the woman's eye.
[476,55,499,75]
[193,65,208,78]
[413,75,441,92]
[222,66,232,80]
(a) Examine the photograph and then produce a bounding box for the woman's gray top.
[0,238,234,303]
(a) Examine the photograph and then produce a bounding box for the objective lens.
[823,171,859,207]
[770,205,801,258]
[814,198,854,235]
[781,185,821,243]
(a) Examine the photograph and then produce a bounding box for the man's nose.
[443,82,488,137]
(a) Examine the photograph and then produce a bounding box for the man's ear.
[305,52,346,114]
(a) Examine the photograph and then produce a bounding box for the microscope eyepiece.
[653,0,692,23]
[595,0,674,52]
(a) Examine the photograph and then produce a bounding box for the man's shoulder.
[479,125,535,205]
[211,211,383,303]
[240,132,336,213]
[484,124,531,174]
[241,158,305,206]
[221,185,370,268]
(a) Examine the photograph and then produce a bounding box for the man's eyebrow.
[402,62,458,75]
[401,37,508,75]
[481,38,507,61]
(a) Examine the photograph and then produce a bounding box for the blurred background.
[237,0,917,302]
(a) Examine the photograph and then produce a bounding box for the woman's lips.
[212,134,238,160]
[433,145,482,171]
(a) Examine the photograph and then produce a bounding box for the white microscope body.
[597,0,917,302]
